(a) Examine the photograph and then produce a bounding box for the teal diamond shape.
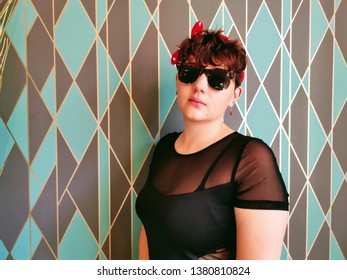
[210,4,223,30]
[333,42,347,122]
[26,0,37,34]
[310,0,328,60]
[308,105,327,174]
[283,0,291,35]
[130,0,151,56]
[280,244,289,260]
[57,83,97,161]
[11,219,30,260]
[109,58,121,100]
[326,209,331,226]
[281,46,290,118]
[97,0,107,30]
[330,17,335,32]
[281,129,289,187]
[332,152,344,202]
[303,70,309,93]
[132,104,153,181]
[248,4,281,80]
[41,70,56,116]
[123,66,131,93]
[0,239,8,260]
[237,86,246,117]
[224,4,233,34]
[59,211,99,259]
[190,9,198,27]
[55,0,95,77]
[0,118,14,170]
[29,170,42,210]
[31,124,56,186]
[159,36,176,126]
[307,185,325,253]
[247,87,279,145]
[291,63,301,100]
[30,218,42,255]
[6,0,26,66]
[331,232,345,260]
[98,38,108,120]
[7,89,29,161]
[153,9,159,26]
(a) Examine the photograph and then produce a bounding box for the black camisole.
[136,132,289,260]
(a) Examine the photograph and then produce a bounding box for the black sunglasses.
[177,64,236,91]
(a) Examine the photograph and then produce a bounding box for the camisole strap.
[230,135,253,182]
[196,137,237,191]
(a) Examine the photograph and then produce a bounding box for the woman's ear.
[234,86,243,100]
[229,86,243,107]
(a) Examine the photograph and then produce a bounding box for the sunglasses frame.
[176,63,236,91]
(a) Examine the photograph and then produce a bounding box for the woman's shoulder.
[233,133,276,162]
[234,132,270,149]
[246,136,273,154]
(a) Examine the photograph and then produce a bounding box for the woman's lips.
[188,97,206,107]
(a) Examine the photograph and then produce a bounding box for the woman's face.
[175,61,242,124]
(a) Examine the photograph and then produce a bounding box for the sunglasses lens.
[177,65,231,90]
[178,65,200,84]
[207,70,230,90]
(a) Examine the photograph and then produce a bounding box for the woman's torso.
[136,132,251,259]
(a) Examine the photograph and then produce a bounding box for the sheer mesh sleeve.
[233,139,289,210]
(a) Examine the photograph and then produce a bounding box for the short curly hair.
[177,29,247,87]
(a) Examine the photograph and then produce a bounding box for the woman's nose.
[193,73,209,93]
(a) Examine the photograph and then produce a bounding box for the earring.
[229,101,236,116]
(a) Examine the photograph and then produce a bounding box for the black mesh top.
[136,131,289,260]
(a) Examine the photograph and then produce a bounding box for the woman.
[136,21,289,260]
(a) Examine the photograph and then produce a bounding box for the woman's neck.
[175,120,234,154]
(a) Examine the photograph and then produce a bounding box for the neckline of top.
[172,131,239,157]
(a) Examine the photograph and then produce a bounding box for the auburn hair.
[177,29,247,87]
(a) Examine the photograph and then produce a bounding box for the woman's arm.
[235,207,288,260]
[138,225,149,260]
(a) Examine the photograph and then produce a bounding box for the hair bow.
[171,21,203,65]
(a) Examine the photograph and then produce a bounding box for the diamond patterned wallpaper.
[0,0,346,260]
